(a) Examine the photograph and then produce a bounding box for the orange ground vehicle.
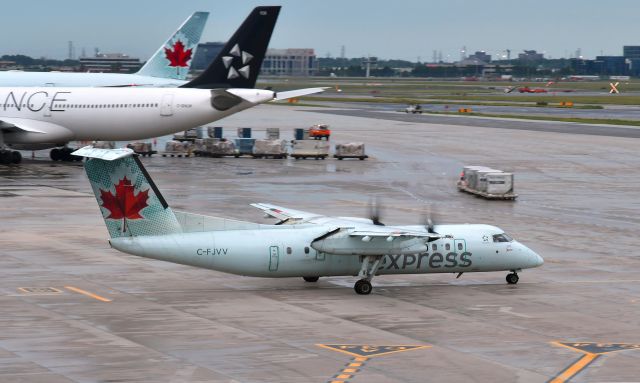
[308,124,331,140]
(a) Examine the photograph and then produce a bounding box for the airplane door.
[160,94,174,116]
[268,246,279,271]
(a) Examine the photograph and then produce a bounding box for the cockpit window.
[493,233,513,243]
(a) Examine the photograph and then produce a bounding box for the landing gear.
[506,272,519,285]
[354,279,372,295]
[354,255,383,295]
[0,150,22,165]
[50,147,81,162]
[303,276,319,282]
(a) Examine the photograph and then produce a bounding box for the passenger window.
[457,243,463,250]
[286,247,292,255]
[432,244,437,251]
[304,247,309,254]
[445,244,450,250]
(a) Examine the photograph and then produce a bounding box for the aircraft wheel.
[10,151,22,164]
[0,151,12,165]
[303,276,319,282]
[50,148,61,161]
[354,279,372,295]
[506,273,519,285]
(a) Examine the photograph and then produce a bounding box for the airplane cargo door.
[268,246,279,271]
[160,94,174,116]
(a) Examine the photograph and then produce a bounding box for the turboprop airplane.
[0,6,324,164]
[74,146,544,295]
[0,11,208,87]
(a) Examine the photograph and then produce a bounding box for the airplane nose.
[525,246,544,268]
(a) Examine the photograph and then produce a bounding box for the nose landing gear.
[354,255,383,295]
[506,272,519,285]
[50,147,82,162]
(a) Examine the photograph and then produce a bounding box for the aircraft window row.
[430,243,464,251]
[1,103,159,109]
[54,103,160,109]
[493,233,513,243]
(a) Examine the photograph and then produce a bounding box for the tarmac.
[1,104,640,382]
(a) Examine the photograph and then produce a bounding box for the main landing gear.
[506,271,519,285]
[303,276,319,282]
[0,134,22,165]
[0,150,22,165]
[354,255,383,295]
[50,147,82,162]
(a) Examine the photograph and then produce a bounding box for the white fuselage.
[1,87,275,147]
[109,222,543,278]
[0,71,187,88]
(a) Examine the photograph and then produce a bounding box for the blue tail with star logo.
[181,6,281,89]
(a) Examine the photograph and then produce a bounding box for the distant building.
[468,51,491,63]
[518,50,544,63]
[191,42,225,71]
[0,60,16,69]
[79,53,141,73]
[623,46,640,59]
[595,56,627,75]
[261,48,318,76]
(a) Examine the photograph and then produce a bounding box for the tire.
[506,273,519,285]
[303,276,319,282]
[0,151,12,165]
[354,279,372,295]
[61,150,72,162]
[10,151,22,164]
[50,148,61,161]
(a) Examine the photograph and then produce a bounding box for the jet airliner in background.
[0,6,324,164]
[0,11,209,88]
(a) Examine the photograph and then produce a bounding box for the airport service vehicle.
[0,7,324,164]
[308,124,331,140]
[457,166,517,200]
[75,146,543,295]
[0,12,208,87]
[404,104,423,114]
[518,86,547,93]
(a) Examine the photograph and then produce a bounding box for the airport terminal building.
[261,48,318,76]
[79,53,141,73]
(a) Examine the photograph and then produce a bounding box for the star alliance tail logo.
[222,44,253,80]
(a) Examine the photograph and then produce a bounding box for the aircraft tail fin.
[136,11,209,80]
[73,147,182,238]
[180,6,280,89]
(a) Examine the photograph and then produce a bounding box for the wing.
[250,203,322,224]
[350,228,441,241]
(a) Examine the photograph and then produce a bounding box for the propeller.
[368,197,385,226]
[422,205,439,235]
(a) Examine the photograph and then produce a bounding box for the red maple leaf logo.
[164,40,192,75]
[100,177,149,233]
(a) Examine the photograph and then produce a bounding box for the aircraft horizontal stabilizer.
[273,87,328,101]
[72,146,135,161]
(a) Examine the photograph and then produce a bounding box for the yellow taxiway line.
[64,286,112,302]
[547,353,599,383]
